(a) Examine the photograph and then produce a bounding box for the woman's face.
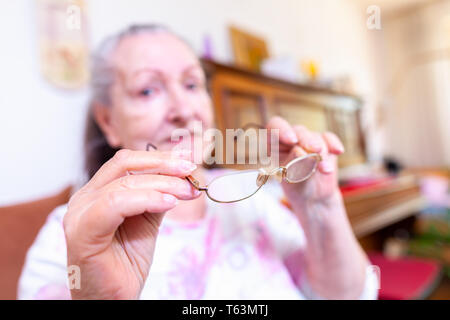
[97,32,214,154]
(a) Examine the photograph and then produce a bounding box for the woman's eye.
[185,83,197,90]
[139,88,155,96]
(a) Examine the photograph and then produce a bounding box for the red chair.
[368,252,443,300]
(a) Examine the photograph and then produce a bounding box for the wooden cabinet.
[202,59,366,168]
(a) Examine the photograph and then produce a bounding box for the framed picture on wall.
[229,26,269,72]
[36,0,89,89]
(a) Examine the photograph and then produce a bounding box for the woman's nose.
[166,89,195,126]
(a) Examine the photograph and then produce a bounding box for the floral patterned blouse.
[18,169,378,300]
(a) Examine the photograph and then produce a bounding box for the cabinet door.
[327,109,366,166]
[223,92,265,129]
[216,91,267,168]
[275,97,328,132]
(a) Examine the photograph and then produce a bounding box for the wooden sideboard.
[343,174,425,238]
[202,59,366,168]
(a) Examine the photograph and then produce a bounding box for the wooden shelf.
[350,196,426,238]
[201,59,362,100]
[343,174,426,238]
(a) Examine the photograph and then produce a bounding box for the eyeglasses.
[145,126,322,203]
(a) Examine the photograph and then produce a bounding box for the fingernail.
[181,161,197,172]
[163,194,178,204]
[336,144,345,154]
[320,160,334,173]
[328,134,345,153]
[193,189,202,197]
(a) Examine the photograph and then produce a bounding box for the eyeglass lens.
[285,155,319,183]
[206,170,262,203]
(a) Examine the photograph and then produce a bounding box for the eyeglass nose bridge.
[271,166,287,183]
[256,167,287,186]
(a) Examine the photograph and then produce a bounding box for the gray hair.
[90,24,171,106]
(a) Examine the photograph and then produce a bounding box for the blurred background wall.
[371,0,450,168]
[0,0,378,205]
[1,0,448,206]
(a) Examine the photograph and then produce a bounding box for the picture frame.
[36,0,89,89]
[229,26,269,72]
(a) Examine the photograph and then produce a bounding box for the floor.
[428,277,450,300]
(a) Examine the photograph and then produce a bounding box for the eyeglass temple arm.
[146,143,157,151]
[186,175,207,191]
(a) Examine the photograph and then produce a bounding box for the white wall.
[0,1,89,205]
[0,0,378,205]
[376,0,450,167]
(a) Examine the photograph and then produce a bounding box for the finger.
[75,189,177,242]
[322,131,345,155]
[318,154,337,174]
[85,149,197,191]
[304,132,335,174]
[103,174,202,201]
[281,145,308,165]
[290,145,308,160]
[294,129,335,174]
[130,149,194,173]
[266,116,298,145]
[145,148,192,161]
[293,125,323,153]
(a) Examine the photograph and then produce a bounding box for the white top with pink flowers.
[18,169,378,300]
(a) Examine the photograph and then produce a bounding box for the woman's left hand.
[266,117,370,300]
[266,116,345,206]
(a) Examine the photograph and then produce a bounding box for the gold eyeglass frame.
[145,140,322,204]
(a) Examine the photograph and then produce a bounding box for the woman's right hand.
[63,149,199,299]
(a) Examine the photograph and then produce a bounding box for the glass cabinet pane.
[277,101,328,132]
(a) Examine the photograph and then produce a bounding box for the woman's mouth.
[162,133,197,147]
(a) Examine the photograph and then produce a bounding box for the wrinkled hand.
[266,117,371,300]
[266,116,345,206]
[63,149,200,299]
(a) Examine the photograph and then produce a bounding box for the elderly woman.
[18,24,377,300]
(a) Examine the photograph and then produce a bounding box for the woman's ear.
[93,102,121,148]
